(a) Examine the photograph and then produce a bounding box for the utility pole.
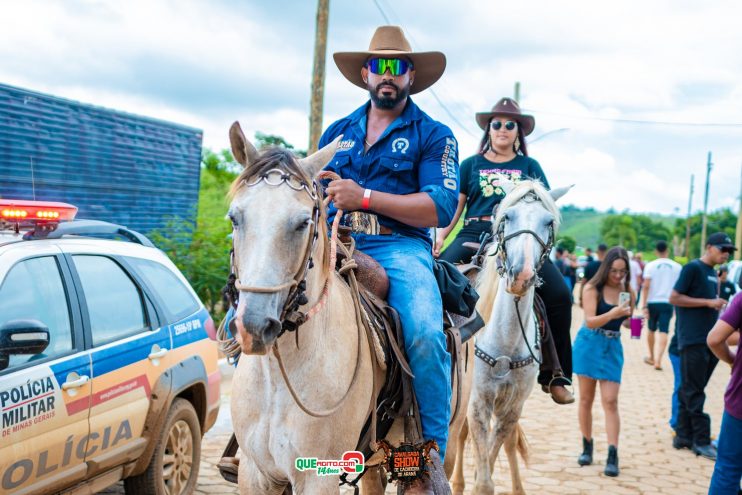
[308,0,330,154]
[685,174,694,258]
[736,162,742,261]
[700,151,712,254]
[514,81,521,103]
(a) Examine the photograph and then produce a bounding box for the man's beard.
[368,81,410,109]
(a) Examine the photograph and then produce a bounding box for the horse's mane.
[475,179,560,320]
[228,147,330,273]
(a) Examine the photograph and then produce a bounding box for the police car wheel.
[124,398,202,495]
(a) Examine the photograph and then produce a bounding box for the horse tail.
[474,243,500,321]
[513,422,530,466]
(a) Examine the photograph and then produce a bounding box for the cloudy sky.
[2,0,741,215]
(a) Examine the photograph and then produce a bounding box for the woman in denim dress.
[573,246,634,477]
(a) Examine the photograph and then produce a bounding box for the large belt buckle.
[343,212,380,235]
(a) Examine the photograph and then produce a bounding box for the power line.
[371,0,391,23]
[428,89,478,138]
[522,108,742,128]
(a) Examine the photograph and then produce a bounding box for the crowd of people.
[549,235,739,492]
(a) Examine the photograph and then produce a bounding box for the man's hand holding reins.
[327,178,365,210]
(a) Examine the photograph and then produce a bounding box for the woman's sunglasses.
[490,120,517,131]
[366,58,413,76]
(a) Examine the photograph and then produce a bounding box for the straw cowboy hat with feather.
[333,25,446,95]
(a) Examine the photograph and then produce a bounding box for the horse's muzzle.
[232,314,282,355]
[505,262,536,297]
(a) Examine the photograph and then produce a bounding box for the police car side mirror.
[0,319,51,357]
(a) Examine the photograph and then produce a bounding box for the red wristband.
[361,189,372,210]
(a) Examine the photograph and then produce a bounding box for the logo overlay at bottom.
[295,451,364,476]
[376,440,439,488]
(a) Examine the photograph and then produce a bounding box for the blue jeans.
[670,351,681,430]
[709,411,742,494]
[353,233,452,458]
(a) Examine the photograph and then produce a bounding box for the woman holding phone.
[573,247,634,477]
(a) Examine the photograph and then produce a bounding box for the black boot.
[578,437,593,466]
[604,445,619,477]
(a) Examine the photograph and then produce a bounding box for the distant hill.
[559,205,678,250]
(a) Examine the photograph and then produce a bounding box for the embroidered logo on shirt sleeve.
[440,137,457,190]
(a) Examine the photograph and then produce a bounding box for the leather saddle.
[333,232,484,464]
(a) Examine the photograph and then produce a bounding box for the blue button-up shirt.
[318,98,459,245]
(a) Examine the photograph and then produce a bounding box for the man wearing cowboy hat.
[318,25,459,490]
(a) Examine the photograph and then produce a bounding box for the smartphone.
[619,292,631,307]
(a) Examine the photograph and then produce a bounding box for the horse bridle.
[229,168,323,337]
[476,193,555,375]
[490,195,555,290]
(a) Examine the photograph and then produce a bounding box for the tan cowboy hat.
[475,97,536,136]
[333,25,446,95]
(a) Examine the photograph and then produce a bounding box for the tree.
[601,214,638,249]
[150,148,237,319]
[254,132,307,157]
[673,208,736,259]
[557,235,577,253]
[150,132,303,321]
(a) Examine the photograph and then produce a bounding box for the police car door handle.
[148,347,168,360]
[62,375,90,390]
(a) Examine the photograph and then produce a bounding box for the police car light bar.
[0,199,78,224]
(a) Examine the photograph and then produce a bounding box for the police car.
[0,199,220,495]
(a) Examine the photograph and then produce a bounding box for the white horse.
[226,121,472,494]
[461,180,569,495]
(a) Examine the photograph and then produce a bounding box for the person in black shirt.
[718,265,737,302]
[434,97,574,405]
[670,232,736,460]
[581,243,607,307]
[584,247,595,264]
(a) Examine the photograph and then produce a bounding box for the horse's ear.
[549,184,574,202]
[298,135,343,177]
[229,121,259,169]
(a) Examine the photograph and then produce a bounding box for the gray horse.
[457,179,569,495]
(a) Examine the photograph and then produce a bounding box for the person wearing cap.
[669,232,735,460]
[434,97,575,405]
[317,26,458,490]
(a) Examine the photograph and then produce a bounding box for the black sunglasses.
[490,120,517,131]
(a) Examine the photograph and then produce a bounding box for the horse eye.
[295,218,311,232]
[228,214,239,228]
